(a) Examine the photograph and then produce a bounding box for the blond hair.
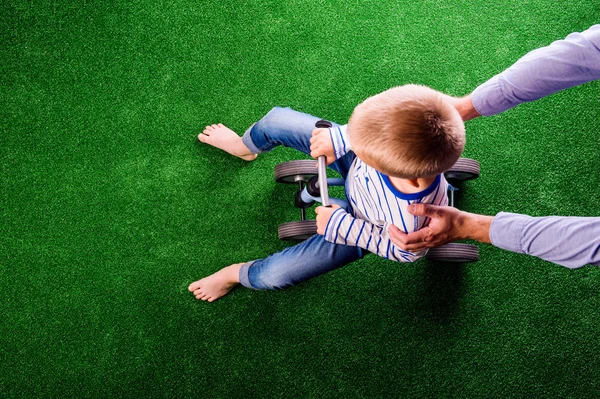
[347,85,465,179]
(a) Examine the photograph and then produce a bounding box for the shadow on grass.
[415,260,467,326]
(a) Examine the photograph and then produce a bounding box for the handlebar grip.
[315,120,333,129]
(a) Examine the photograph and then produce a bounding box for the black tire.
[425,243,479,263]
[278,220,317,241]
[445,158,480,182]
[275,160,319,184]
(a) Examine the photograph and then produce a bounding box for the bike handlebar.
[314,120,333,207]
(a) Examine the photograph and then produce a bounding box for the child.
[189,84,465,302]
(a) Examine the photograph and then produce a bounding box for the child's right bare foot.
[188,263,243,302]
[198,124,257,161]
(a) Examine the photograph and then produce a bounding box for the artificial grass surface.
[2,1,599,397]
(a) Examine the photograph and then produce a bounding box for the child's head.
[347,84,465,179]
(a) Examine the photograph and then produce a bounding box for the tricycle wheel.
[445,158,480,182]
[274,160,319,184]
[278,220,317,241]
[425,243,479,263]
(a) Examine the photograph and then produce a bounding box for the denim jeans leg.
[237,107,364,290]
[241,107,341,156]
[239,233,366,290]
[241,106,358,178]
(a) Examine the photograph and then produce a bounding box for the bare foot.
[188,263,243,302]
[198,124,257,161]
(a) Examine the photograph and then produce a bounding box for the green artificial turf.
[2,1,599,397]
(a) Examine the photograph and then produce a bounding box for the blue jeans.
[238,107,367,290]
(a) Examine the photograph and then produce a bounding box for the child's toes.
[198,134,209,143]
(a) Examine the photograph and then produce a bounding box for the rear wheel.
[278,220,317,241]
[425,243,479,262]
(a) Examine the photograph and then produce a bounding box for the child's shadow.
[414,260,466,326]
[412,181,471,325]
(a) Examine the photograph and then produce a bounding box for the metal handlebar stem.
[314,119,333,208]
[317,156,330,207]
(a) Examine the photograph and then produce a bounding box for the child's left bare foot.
[188,263,243,302]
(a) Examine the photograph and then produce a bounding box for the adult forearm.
[471,25,600,116]
[453,95,481,121]
[456,211,493,243]
[490,213,600,268]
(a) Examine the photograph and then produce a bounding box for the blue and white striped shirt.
[325,126,448,262]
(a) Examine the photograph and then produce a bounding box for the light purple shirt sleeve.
[490,212,600,269]
[472,25,600,116]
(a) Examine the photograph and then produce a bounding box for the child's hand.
[310,128,335,165]
[315,204,342,235]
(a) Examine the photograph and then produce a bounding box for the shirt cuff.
[324,208,348,243]
[471,75,514,117]
[329,125,351,159]
[489,212,529,254]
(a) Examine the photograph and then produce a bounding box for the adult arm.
[389,204,600,268]
[471,24,600,116]
[490,212,600,269]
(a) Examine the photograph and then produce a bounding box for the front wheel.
[444,158,480,182]
[274,160,319,184]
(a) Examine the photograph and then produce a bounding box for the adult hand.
[388,204,493,252]
[315,204,341,235]
[389,204,462,252]
[309,128,335,165]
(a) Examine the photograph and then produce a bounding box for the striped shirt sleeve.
[324,208,428,262]
[329,125,351,160]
